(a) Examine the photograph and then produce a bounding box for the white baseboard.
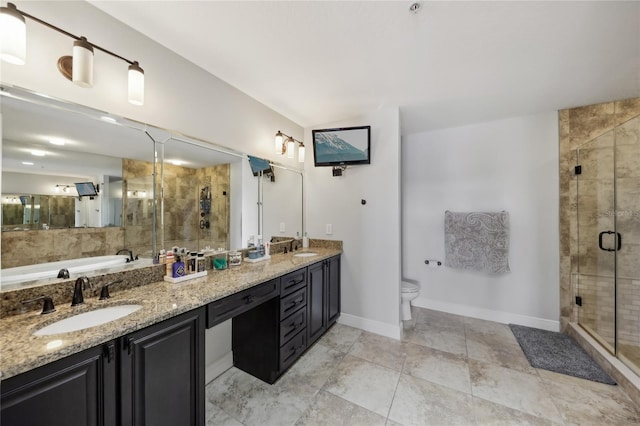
[338,313,402,340]
[205,351,233,384]
[412,297,560,332]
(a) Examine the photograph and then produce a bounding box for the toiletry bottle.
[189,251,198,273]
[173,256,186,277]
[257,235,264,257]
[166,251,175,276]
[302,232,309,248]
[197,251,205,272]
[248,235,255,248]
[159,249,166,264]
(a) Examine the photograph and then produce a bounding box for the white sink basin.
[34,304,142,336]
[293,252,318,258]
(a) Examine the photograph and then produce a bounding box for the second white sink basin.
[34,304,142,336]
[293,252,318,258]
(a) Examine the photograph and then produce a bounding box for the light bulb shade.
[275,131,284,154]
[286,138,295,159]
[128,61,144,105]
[72,37,94,87]
[0,3,26,65]
[298,145,305,163]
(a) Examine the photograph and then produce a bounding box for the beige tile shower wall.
[559,98,640,334]
[196,164,230,251]
[1,227,125,269]
[122,159,155,257]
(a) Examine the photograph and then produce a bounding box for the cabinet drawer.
[280,307,306,344]
[280,287,306,319]
[207,279,278,328]
[279,329,307,371]
[280,269,307,296]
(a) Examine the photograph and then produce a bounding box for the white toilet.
[401,282,420,321]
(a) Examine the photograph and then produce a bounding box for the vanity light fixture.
[0,2,145,105]
[55,184,72,193]
[274,130,305,163]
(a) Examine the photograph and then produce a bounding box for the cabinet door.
[1,342,116,426]
[307,261,327,345]
[327,256,341,325]
[120,307,205,426]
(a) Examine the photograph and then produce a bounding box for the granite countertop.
[0,248,341,380]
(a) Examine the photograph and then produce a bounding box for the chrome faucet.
[57,268,70,279]
[71,276,92,306]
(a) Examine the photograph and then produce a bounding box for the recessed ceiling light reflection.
[100,116,117,123]
[22,161,34,165]
[31,149,46,156]
[169,160,184,166]
[49,138,66,146]
[46,339,63,350]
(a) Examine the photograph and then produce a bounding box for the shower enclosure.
[575,111,640,375]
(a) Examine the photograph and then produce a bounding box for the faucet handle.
[22,296,56,314]
[99,280,124,300]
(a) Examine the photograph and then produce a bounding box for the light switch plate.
[280,222,285,232]
[325,224,332,235]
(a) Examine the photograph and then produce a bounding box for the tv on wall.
[75,182,98,197]
[312,125,371,167]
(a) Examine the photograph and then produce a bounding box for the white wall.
[402,112,560,330]
[305,107,402,339]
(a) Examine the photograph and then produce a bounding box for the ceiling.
[90,1,639,135]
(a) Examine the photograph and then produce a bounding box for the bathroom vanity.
[0,249,341,426]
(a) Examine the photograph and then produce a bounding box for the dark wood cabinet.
[327,256,341,325]
[307,261,327,344]
[307,256,341,346]
[120,307,205,426]
[0,342,117,426]
[1,308,205,426]
[232,256,340,384]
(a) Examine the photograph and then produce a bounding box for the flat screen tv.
[312,125,371,167]
[247,155,274,176]
[75,182,98,197]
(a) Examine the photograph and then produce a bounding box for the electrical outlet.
[325,224,332,235]
[279,222,285,233]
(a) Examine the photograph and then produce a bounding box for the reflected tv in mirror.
[312,125,371,167]
[75,182,98,197]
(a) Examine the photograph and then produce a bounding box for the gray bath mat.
[509,324,616,385]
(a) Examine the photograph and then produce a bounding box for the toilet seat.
[401,282,419,293]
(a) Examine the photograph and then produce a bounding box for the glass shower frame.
[575,112,640,375]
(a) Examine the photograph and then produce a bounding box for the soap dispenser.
[302,232,309,248]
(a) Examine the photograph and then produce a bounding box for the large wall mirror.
[1,84,303,290]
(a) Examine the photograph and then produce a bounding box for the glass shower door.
[576,130,617,353]
[614,113,640,373]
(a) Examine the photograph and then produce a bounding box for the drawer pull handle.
[245,295,254,304]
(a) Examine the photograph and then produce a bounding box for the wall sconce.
[55,184,72,193]
[274,130,305,163]
[0,2,145,105]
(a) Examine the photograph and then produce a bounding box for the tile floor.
[205,307,640,425]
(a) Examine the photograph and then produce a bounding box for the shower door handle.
[599,231,616,252]
[598,231,622,252]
